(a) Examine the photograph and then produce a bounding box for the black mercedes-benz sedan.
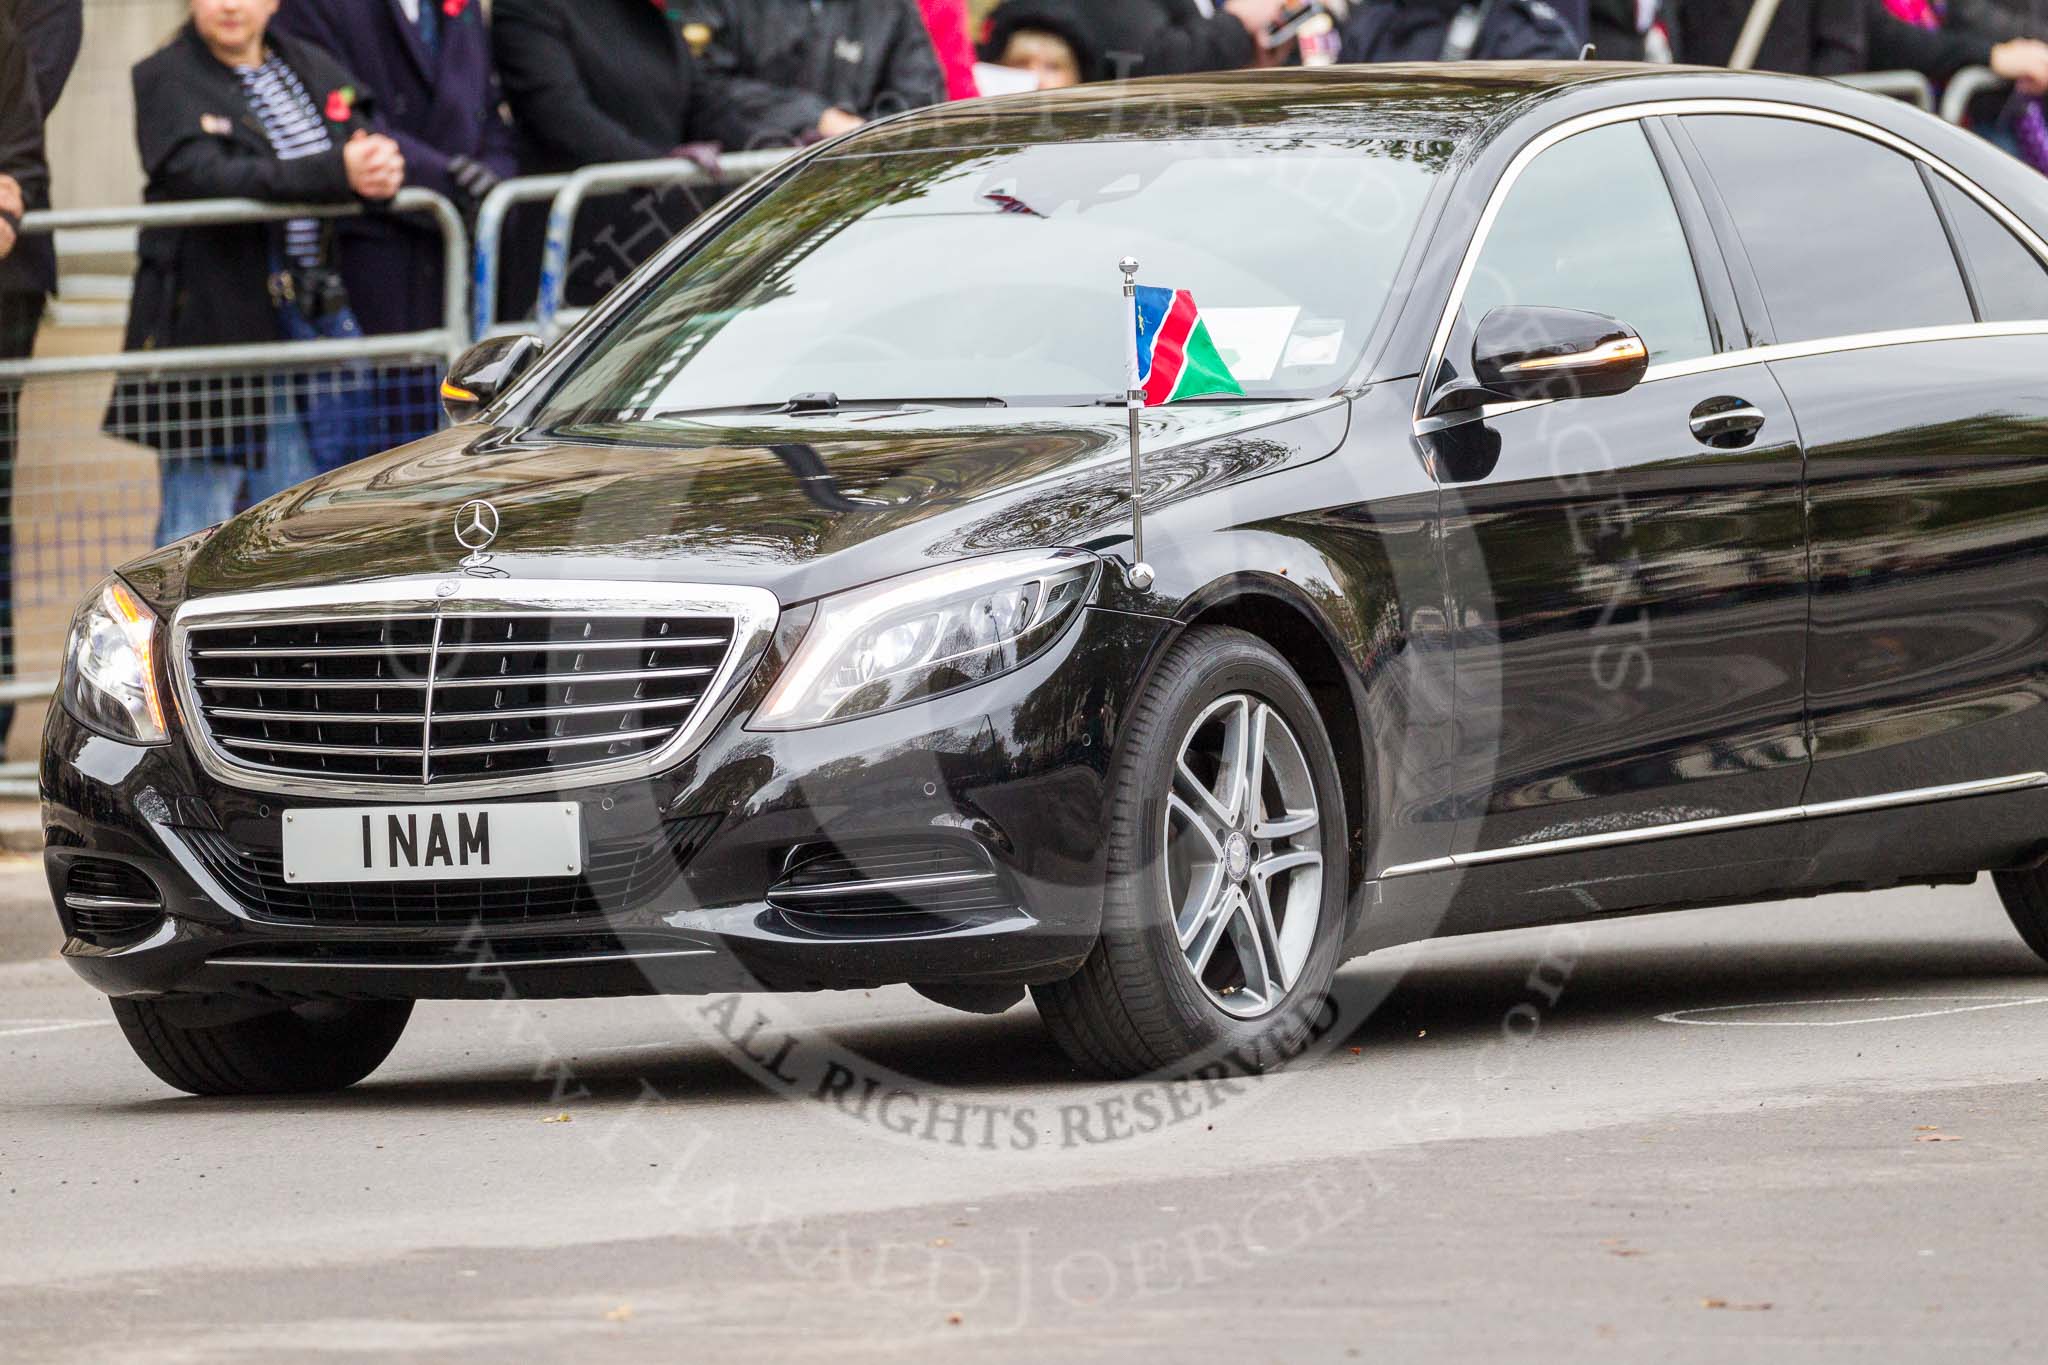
[45,62,2048,1094]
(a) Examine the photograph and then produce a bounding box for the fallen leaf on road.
[541,1113,572,1124]
[605,1305,632,1323]
[1915,1133,1963,1143]
[946,1313,963,1326]
[931,1237,951,1248]
[1916,1125,1940,1131]
[1701,1298,1772,1312]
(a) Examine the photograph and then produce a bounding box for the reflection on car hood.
[175,400,1349,605]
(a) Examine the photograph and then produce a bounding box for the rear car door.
[1422,117,1812,880]
[1680,112,2048,814]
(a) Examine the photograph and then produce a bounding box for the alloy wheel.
[1163,693,1324,1019]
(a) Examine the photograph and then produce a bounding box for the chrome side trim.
[169,577,780,801]
[209,947,718,971]
[1377,771,2048,880]
[768,870,999,901]
[1414,97,2048,431]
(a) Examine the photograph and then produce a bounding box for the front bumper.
[41,606,1164,1002]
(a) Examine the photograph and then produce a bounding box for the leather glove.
[447,154,503,214]
[668,141,725,178]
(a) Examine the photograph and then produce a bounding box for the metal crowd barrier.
[1837,65,2011,126]
[471,149,795,342]
[0,189,468,795]
[1940,66,2010,127]
[1835,69,1936,112]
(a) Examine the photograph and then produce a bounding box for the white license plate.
[281,803,583,884]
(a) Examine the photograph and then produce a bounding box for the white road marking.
[1657,995,2048,1027]
[0,1020,111,1038]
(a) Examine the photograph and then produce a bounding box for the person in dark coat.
[270,0,516,332]
[1670,0,1865,73]
[1588,0,1666,60]
[0,0,81,321]
[109,1,406,545]
[1092,0,1293,79]
[270,0,518,448]
[1,0,81,747]
[1339,0,1584,61]
[492,0,789,311]
[674,0,946,140]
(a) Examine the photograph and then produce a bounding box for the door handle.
[1689,396,1766,449]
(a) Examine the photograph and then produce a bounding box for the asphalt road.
[5,871,2048,1363]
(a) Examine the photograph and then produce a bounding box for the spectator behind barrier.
[104,0,406,546]
[492,0,792,312]
[979,0,1108,86]
[1868,0,2048,88]
[674,0,947,141]
[1,0,82,751]
[271,0,518,450]
[1670,0,1866,73]
[1339,0,1584,62]
[1589,0,1671,60]
[1871,1,2048,170]
[1092,0,1297,79]
[917,0,982,98]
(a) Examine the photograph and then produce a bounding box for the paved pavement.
[4,874,2048,1362]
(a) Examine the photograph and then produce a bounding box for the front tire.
[1034,627,1348,1078]
[1993,867,2048,964]
[110,997,413,1096]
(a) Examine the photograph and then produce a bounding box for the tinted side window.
[1685,115,1971,343]
[1463,121,1713,366]
[1932,177,2048,323]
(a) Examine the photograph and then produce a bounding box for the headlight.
[60,577,170,745]
[755,551,1099,729]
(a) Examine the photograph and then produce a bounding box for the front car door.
[1679,111,2048,871]
[1410,114,1813,921]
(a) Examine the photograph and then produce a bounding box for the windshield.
[534,137,1454,423]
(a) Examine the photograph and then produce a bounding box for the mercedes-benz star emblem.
[454,499,500,552]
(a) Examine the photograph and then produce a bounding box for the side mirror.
[440,334,544,424]
[1426,306,1649,416]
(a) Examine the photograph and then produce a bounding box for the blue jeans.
[155,401,319,547]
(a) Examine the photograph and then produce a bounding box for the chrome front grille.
[173,580,780,795]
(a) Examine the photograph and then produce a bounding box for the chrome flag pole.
[1121,256,1155,591]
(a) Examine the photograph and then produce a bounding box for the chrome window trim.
[168,577,781,801]
[1414,97,2048,432]
[1376,771,2048,880]
[1415,320,2048,433]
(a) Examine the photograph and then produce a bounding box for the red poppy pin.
[324,86,356,122]
[442,0,469,17]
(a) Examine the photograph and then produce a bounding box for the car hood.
[167,400,1349,606]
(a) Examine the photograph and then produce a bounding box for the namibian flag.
[1133,285,1244,406]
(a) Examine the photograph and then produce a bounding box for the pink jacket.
[917,0,981,100]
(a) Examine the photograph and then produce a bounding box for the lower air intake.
[767,838,1013,922]
[62,859,165,943]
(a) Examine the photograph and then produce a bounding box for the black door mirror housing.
[440,334,545,424]
[1427,306,1650,416]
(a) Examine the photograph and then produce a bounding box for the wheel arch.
[1166,573,1375,905]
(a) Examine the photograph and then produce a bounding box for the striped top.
[235,55,333,270]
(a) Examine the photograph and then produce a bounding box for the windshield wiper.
[655,394,1009,421]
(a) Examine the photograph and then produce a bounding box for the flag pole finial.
[1121,257,1153,591]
